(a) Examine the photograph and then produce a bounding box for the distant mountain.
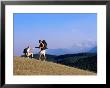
[46,46,96,55]
[46,41,97,55]
[89,47,97,53]
[46,48,71,55]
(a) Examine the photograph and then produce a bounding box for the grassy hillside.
[13,56,96,75]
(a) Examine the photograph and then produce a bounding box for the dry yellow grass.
[13,56,96,75]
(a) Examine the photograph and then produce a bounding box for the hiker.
[25,46,33,58]
[38,40,47,61]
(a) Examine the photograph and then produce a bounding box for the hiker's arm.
[35,47,39,48]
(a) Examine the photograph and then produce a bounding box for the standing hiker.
[36,40,47,61]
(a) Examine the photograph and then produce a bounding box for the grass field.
[13,56,96,75]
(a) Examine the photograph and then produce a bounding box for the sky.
[14,13,97,56]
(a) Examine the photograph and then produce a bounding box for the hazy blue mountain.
[46,41,97,55]
[89,46,97,53]
[46,46,96,55]
[46,48,70,55]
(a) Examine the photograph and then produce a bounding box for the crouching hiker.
[23,46,33,58]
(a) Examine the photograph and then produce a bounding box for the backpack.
[43,41,47,49]
[23,48,27,53]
